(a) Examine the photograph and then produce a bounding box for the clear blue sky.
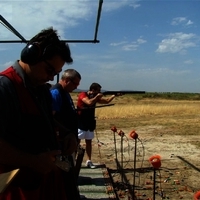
[0,0,200,92]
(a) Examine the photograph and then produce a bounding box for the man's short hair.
[61,69,81,80]
[89,83,101,91]
[21,27,73,64]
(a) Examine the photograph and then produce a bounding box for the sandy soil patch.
[80,125,200,200]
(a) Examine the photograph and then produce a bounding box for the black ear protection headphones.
[20,42,41,64]
[20,36,59,65]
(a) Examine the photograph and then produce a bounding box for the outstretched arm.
[98,94,116,104]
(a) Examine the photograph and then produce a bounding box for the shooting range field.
[72,92,200,200]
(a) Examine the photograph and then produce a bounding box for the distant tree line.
[71,91,200,100]
[141,92,200,100]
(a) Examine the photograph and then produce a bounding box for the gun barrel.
[103,90,145,95]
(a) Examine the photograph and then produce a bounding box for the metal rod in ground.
[115,158,136,200]
[120,135,124,183]
[113,131,118,168]
[132,138,137,193]
[153,168,156,200]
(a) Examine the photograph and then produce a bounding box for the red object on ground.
[149,155,161,169]
[129,130,138,139]
[118,130,124,137]
[194,191,200,200]
[111,126,117,132]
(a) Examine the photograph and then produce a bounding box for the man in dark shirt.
[77,82,116,168]
[0,27,77,200]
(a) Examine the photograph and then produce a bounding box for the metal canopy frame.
[0,0,103,44]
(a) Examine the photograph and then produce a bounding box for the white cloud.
[0,61,13,69]
[186,20,194,26]
[103,0,141,11]
[0,0,141,42]
[3,61,13,68]
[130,3,141,9]
[0,0,101,40]
[171,17,186,25]
[111,37,146,51]
[171,17,194,27]
[122,44,138,51]
[137,38,146,44]
[110,41,127,46]
[135,67,190,76]
[156,32,196,54]
[184,60,193,65]
[122,38,146,51]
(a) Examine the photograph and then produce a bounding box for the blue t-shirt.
[50,88,62,112]
[50,85,78,136]
[51,88,76,112]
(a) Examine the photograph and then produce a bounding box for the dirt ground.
[80,125,200,200]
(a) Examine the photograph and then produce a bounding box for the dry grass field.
[71,93,200,200]
[72,93,200,137]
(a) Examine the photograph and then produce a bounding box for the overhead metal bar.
[0,0,103,44]
[94,0,103,42]
[0,15,27,43]
[0,40,99,44]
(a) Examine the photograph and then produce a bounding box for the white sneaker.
[86,160,96,169]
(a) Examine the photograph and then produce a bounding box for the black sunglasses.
[44,60,58,76]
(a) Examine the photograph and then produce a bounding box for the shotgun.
[102,90,145,95]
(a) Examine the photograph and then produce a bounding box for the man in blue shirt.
[50,69,81,139]
[50,69,81,199]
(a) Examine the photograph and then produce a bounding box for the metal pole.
[120,134,123,182]
[94,0,103,42]
[153,168,156,200]
[0,15,27,43]
[0,39,100,44]
[133,138,137,192]
[113,131,118,161]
